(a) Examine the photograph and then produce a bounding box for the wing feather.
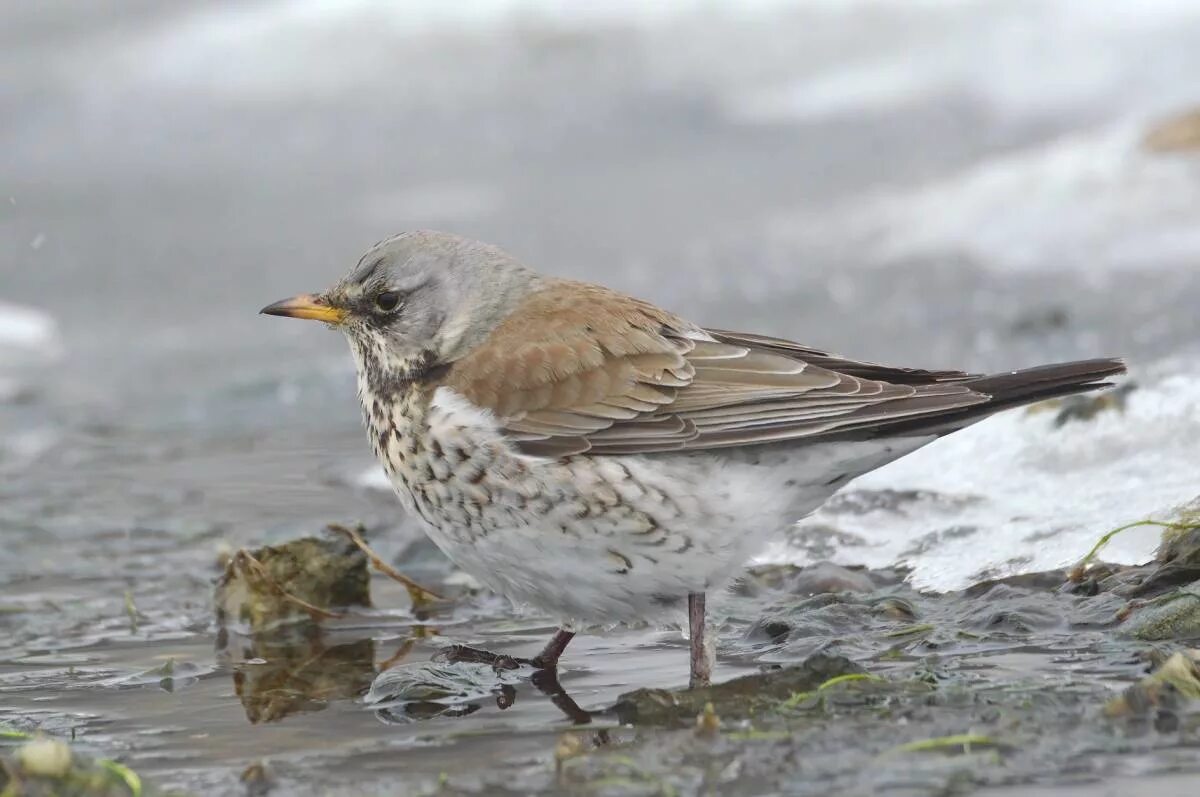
[443,280,992,457]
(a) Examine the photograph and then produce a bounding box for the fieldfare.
[262,230,1124,688]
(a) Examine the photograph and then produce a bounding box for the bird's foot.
[435,629,573,673]
[435,644,535,671]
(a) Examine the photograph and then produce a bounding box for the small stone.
[1105,650,1200,717]
[1047,383,1136,428]
[214,533,370,631]
[695,702,720,736]
[16,737,73,778]
[871,596,918,621]
[554,732,585,773]
[788,562,875,595]
[241,759,273,796]
[1122,587,1200,641]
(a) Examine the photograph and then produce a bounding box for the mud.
[8,517,1200,795]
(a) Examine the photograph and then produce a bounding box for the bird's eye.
[375,291,401,312]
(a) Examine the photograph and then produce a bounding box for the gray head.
[261,230,542,382]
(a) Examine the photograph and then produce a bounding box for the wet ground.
[3,1,1200,795]
[6,522,1200,796]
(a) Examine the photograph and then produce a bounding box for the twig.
[123,590,139,634]
[1069,519,1196,582]
[378,637,417,671]
[325,524,444,606]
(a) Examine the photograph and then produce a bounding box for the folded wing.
[444,281,1003,457]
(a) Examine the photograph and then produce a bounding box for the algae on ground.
[1122,588,1200,641]
[611,653,862,727]
[0,736,146,797]
[214,531,371,630]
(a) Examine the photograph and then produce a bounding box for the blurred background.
[3,1,1200,793]
[4,0,1199,580]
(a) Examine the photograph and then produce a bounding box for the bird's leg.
[530,629,575,669]
[688,592,712,689]
[437,628,575,671]
[531,667,592,724]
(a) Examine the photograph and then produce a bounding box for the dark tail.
[873,357,1126,437]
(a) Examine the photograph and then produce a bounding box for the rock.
[611,653,863,727]
[963,570,1070,598]
[16,738,72,777]
[215,532,371,631]
[0,736,149,796]
[870,596,918,622]
[744,617,793,644]
[1136,523,1200,597]
[738,562,874,597]
[1105,650,1200,718]
[788,562,876,595]
[1045,382,1136,428]
[241,760,273,797]
[1122,585,1200,641]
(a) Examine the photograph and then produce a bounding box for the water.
[3,1,1200,794]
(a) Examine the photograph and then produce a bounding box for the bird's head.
[261,230,540,385]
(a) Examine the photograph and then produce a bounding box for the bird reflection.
[219,622,595,726]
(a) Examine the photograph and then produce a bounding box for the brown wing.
[705,329,977,385]
[444,281,989,457]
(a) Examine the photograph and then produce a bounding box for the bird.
[261,230,1125,688]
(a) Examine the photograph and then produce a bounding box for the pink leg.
[688,592,711,688]
[531,629,575,669]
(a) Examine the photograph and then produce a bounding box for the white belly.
[380,387,931,626]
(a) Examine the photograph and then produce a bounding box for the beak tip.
[259,294,346,324]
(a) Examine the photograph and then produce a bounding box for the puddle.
[5,514,1200,795]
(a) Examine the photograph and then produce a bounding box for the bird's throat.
[349,335,447,400]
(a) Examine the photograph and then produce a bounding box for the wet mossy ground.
[0,735,150,797]
[5,520,1200,795]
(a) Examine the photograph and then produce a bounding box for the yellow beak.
[259,294,347,324]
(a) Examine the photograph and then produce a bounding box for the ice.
[115,0,793,96]
[768,122,1200,275]
[729,0,1200,125]
[356,464,392,493]
[764,360,1200,591]
[0,301,60,357]
[0,428,59,470]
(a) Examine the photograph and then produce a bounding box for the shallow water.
[3,1,1200,794]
